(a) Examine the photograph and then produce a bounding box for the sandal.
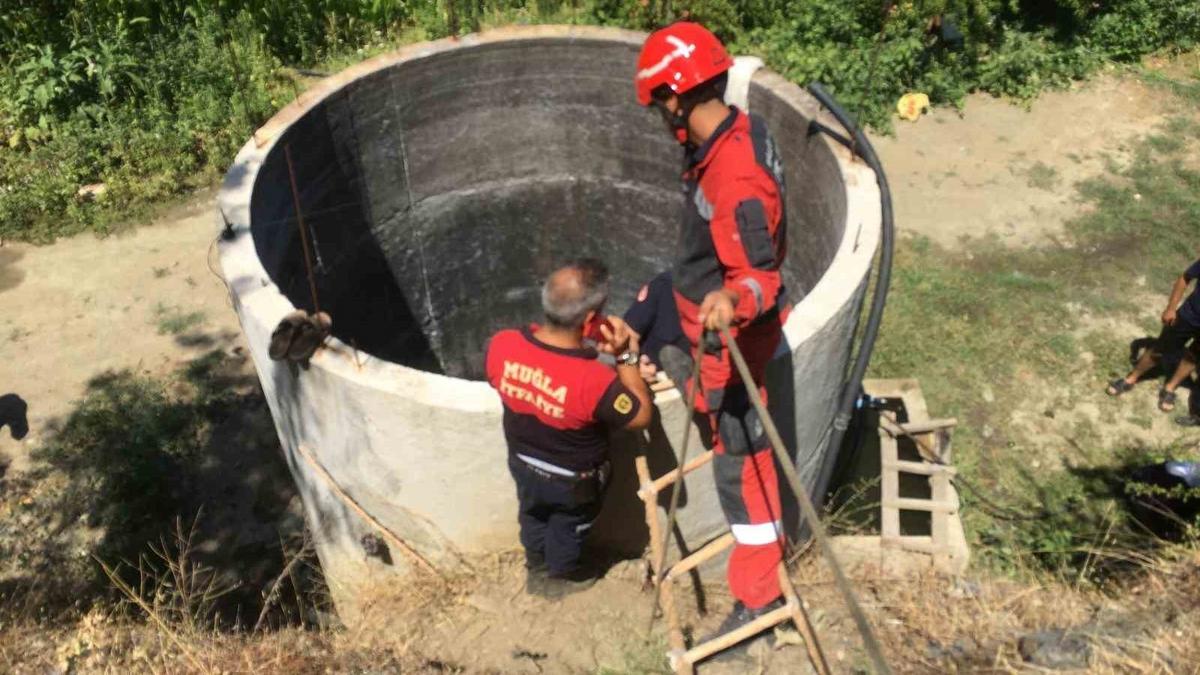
[1106,378,1135,396]
[1158,387,1177,413]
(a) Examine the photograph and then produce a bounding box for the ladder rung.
[680,605,794,666]
[666,533,734,581]
[882,417,958,436]
[882,497,958,513]
[647,450,714,494]
[880,536,953,556]
[883,459,956,476]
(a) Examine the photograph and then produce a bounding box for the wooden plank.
[880,536,952,556]
[880,430,901,539]
[666,533,734,581]
[778,564,831,675]
[681,606,793,666]
[882,497,959,513]
[635,455,666,582]
[883,459,956,476]
[929,456,953,570]
[868,378,969,575]
[650,450,715,493]
[658,576,688,667]
[880,415,950,463]
[889,418,958,435]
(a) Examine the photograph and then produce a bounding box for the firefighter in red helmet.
[632,21,791,649]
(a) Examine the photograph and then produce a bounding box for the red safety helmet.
[635,22,732,107]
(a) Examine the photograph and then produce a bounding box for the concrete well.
[216,25,881,616]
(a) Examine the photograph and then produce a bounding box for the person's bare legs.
[1165,350,1196,393]
[1123,349,1160,386]
[1108,347,1163,396]
[1152,350,1196,412]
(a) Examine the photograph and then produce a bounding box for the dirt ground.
[390,558,858,674]
[0,193,246,474]
[0,66,1195,673]
[872,69,1185,248]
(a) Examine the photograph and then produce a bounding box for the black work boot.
[525,550,548,573]
[523,550,548,588]
[697,597,787,663]
[527,566,597,600]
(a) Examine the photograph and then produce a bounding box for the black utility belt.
[515,454,610,484]
[515,455,610,504]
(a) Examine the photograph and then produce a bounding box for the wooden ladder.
[634,450,830,675]
[877,414,959,569]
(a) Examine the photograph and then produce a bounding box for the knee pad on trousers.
[715,385,771,457]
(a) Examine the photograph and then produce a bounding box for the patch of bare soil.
[321,552,869,674]
[0,191,246,474]
[0,192,311,645]
[992,298,1200,474]
[871,71,1186,248]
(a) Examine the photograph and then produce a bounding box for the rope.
[206,233,232,300]
[283,143,322,315]
[293,442,444,579]
[647,339,706,631]
[721,325,893,674]
[952,474,1049,522]
[656,342,705,583]
[879,413,1049,522]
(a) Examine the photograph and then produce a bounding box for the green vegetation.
[869,106,1200,582]
[5,352,232,609]
[599,637,672,674]
[1025,160,1059,190]
[2,1,1199,242]
[151,302,206,335]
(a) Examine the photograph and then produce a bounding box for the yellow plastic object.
[896,92,930,121]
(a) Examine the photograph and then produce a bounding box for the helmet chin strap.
[671,116,689,145]
[654,100,694,146]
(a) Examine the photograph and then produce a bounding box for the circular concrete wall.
[217,26,880,613]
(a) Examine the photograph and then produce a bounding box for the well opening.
[249,36,848,379]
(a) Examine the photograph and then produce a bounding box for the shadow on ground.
[0,338,324,629]
[968,442,1200,587]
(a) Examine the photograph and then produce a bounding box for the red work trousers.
[677,292,786,609]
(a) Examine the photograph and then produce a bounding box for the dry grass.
[776,544,1200,673]
[0,538,474,674]
[2,541,1198,673]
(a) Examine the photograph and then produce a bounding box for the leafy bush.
[0,10,283,242]
[1,0,1198,241]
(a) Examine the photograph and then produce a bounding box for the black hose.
[805,83,896,510]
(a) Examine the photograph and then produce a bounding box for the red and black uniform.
[486,326,642,576]
[677,106,790,610]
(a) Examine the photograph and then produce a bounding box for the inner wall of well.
[250,38,847,379]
